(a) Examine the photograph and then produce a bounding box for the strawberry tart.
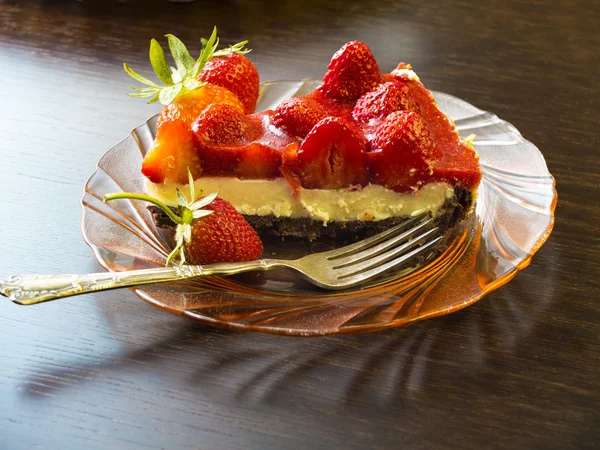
[127,30,481,241]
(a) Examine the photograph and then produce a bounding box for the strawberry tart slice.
[127,30,481,240]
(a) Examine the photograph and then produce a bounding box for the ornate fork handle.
[0,259,287,305]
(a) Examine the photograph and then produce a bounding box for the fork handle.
[0,259,286,305]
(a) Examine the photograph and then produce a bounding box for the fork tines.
[328,213,442,287]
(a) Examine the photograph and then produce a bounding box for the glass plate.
[81,79,557,336]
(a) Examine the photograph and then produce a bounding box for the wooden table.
[1,1,598,448]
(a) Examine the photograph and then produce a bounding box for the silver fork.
[1,213,441,305]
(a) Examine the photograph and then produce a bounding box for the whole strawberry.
[183,197,263,264]
[104,170,263,266]
[319,41,383,103]
[199,52,260,114]
[192,103,249,144]
[282,116,368,189]
[272,97,327,138]
[368,111,440,192]
[352,81,419,124]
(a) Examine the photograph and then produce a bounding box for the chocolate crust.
[148,186,474,241]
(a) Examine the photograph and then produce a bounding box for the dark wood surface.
[1,1,598,449]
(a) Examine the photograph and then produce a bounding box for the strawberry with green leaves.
[124,27,251,109]
[104,170,263,266]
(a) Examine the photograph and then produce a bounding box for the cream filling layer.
[145,178,455,225]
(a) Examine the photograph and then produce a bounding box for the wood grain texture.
[0,0,598,449]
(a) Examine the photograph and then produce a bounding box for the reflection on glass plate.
[81,79,557,336]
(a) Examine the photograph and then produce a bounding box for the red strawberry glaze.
[386,74,481,188]
[193,112,293,178]
[184,77,480,191]
[145,54,480,192]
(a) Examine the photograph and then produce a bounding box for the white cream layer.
[145,178,455,225]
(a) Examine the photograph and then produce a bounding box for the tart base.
[244,186,473,240]
[148,186,474,241]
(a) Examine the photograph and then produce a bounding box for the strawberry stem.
[104,192,184,225]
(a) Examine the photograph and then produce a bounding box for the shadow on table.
[18,244,557,409]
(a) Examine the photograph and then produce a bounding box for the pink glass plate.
[81,80,557,336]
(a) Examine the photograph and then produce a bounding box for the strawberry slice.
[235,143,282,179]
[199,53,260,114]
[283,117,368,189]
[142,119,201,184]
[368,111,440,192]
[352,81,420,123]
[193,141,283,179]
[318,41,383,103]
[272,97,327,138]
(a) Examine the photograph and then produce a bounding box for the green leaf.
[128,91,158,98]
[183,78,203,91]
[190,191,219,211]
[213,40,251,57]
[147,92,160,104]
[131,86,161,94]
[192,27,219,78]
[176,187,190,207]
[166,34,195,76]
[149,39,174,86]
[182,224,192,243]
[175,224,184,242]
[158,83,183,105]
[192,209,214,219]
[123,63,160,88]
[128,86,160,98]
[187,166,195,201]
[170,66,183,84]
